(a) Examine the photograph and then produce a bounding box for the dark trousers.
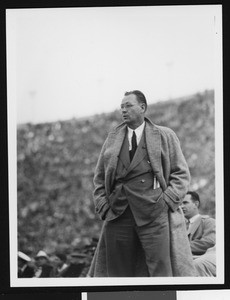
[104,205,172,277]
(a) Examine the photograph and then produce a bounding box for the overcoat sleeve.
[161,128,190,211]
[93,138,111,220]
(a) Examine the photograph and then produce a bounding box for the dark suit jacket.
[39,264,53,278]
[94,117,190,221]
[18,265,35,278]
[60,263,86,277]
[188,215,216,255]
[106,130,167,225]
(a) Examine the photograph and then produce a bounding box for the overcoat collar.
[105,125,127,192]
[118,130,130,171]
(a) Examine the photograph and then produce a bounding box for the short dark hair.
[187,191,200,207]
[124,90,147,111]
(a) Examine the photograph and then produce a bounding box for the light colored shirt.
[187,214,200,232]
[33,266,42,278]
[189,213,200,224]
[19,263,27,274]
[58,263,68,273]
[127,121,145,151]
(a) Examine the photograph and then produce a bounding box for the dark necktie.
[130,130,137,161]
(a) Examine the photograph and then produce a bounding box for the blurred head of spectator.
[56,253,67,266]
[54,253,68,270]
[59,251,88,277]
[35,250,50,267]
[83,237,99,255]
[49,252,68,277]
[69,251,88,265]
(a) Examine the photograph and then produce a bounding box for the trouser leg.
[136,208,173,277]
[103,206,139,277]
[193,254,216,276]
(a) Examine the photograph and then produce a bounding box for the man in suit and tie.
[181,191,216,276]
[91,90,191,277]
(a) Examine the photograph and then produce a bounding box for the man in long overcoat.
[89,90,196,277]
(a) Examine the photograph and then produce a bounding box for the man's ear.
[141,103,146,113]
[195,200,199,208]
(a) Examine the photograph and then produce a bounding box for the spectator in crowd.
[181,191,216,276]
[59,251,88,277]
[50,253,69,277]
[18,251,35,278]
[83,237,98,258]
[33,250,53,278]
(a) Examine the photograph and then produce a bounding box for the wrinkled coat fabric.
[88,207,197,277]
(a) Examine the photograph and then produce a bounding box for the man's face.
[120,94,145,129]
[181,194,199,219]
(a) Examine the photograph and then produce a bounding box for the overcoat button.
[141,179,145,183]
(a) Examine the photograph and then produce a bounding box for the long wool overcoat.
[88,117,197,277]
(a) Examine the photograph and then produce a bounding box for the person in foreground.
[181,191,216,276]
[88,90,196,277]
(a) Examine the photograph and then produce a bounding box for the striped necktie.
[186,219,190,231]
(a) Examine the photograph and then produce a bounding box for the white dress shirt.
[127,121,145,151]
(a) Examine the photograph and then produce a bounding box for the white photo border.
[6,5,224,288]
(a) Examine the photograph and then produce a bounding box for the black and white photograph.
[6,5,223,287]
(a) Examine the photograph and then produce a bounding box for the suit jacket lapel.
[106,118,163,192]
[126,132,147,173]
[188,215,202,236]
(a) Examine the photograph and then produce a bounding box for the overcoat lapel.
[105,125,127,192]
[118,131,130,171]
[144,120,165,184]
[145,121,161,173]
[145,119,168,191]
